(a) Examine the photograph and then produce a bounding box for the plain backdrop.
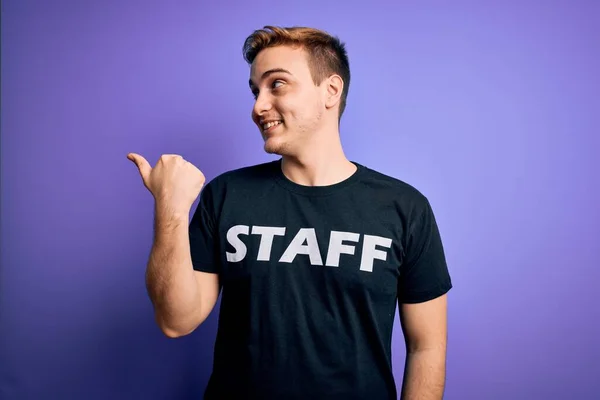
[1,1,599,399]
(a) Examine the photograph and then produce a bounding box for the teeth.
[263,121,282,130]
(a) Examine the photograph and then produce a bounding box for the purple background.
[1,1,599,399]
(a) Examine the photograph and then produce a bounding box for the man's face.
[249,45,325,156]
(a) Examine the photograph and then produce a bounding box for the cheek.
[276,89,320,123]
[286,94,316,117]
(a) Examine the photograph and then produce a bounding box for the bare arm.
[146,202,220,338]
[399,294,448,400]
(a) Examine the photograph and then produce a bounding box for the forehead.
[250,46,311,84]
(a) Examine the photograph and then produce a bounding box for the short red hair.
[242,26,351,119]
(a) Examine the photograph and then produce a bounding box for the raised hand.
[127,153,206,214]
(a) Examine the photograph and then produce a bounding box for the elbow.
[155,314,203,338]
[160,325,194,338]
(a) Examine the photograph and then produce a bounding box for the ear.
[324,74,344,110]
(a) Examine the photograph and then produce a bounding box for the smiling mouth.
[262,120,283,133]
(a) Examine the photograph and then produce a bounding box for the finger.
[127,153,152,180]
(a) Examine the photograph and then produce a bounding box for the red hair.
[242,26,351,119]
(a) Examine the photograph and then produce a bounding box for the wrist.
[154,201,190,223]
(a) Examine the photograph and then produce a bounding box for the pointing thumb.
[127,153,152,181]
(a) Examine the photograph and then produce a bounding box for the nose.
[253,92,272,121]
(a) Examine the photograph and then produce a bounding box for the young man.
[128,26,452,400]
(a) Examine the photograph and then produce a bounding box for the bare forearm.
[146,203,199,334]
[400,348,447,400]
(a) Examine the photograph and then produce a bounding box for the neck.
[280,125,357,187]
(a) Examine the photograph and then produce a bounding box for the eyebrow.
[249,68,293,89]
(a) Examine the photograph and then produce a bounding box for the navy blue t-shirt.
[189,159,452,399]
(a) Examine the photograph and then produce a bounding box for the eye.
[251,80,284,100]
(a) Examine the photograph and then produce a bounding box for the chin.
[264,143,286,155]
[264,140,293,156]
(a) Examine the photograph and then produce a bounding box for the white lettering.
[360,235,393,272]
[251,226,286,261]
[224,225,393,272]
[279,228,323,265]
[226,225,249,262]
[325,231,360,267]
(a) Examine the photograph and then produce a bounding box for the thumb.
[127,153,152,181]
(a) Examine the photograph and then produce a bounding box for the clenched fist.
[127,153,206,214]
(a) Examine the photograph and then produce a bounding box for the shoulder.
[357,163,431,210]
[201,160,278,197]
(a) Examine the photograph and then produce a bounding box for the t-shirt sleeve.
[189,182,221,274]
[398,197,452,303]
